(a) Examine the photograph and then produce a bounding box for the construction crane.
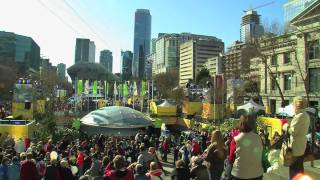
[244,1,275,13]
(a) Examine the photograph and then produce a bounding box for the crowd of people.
[0,119,269,180]
[0,96,317,180]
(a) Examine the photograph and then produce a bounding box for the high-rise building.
[40,58,52,70]
[145,53,154,80]
[179,39,224,86]
[100,50,113,73]
[150,38,157,54]
[204,56,223,76]
[89,41,96,63]
[133,9,151,79]
[75,38,90,64]
[0,31,40,72]
[120,50,133,81]
[222,41,250,80]
[153,33,222,76]
[240,10,264,43]
[284,0,317,24]
[57,63,66,79]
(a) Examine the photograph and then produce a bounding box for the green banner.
[141,80,146,96]
[123,83,129,97]
[72,118,81,130]
[118,84,123,97]
[93,80,98,95]
[153,118,162,128]
[77,80,83,96]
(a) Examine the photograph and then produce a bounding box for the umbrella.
[237,99,265,115]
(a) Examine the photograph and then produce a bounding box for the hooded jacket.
[107,168,134,180]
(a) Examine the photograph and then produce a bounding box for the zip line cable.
[36,0,81,36]
[62,0,110,48]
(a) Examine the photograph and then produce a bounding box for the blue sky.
[0,0,287,73]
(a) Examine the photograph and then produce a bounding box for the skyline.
[0,0,287,73]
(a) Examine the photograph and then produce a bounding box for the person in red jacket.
[191,139,200,156]
[24,137,31,149]
[105,155,134,180]
[77,149,85,175]
[20,153,39,180]
[161,138,169,162]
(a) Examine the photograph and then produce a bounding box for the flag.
[93,80,98,95]
[114,81,118,95]
[118,84,123,97]
[77,80,83,96]
[104,81,107,98]
[84,80,89,94]
[123,83,129,97]
[133,81,138,96]
[141,80,146,96]
[72,118,81,130]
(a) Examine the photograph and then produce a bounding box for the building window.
[283,52,291,64]
[284,100,290,106]
[309,101,318,108]
[284,74,292,90]
[271,79,277,90]
[270,99,276,115]
[271,55,277,65]
[308,40,320,60]
[309,68,320,93]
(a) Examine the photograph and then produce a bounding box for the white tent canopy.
[237,99,265,113]
[157,100,175,107]
[278,104,295,117]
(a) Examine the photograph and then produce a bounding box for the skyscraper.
[74,38,90,64]
[240,10,264,43]
[132,9,151,79]
[120,50,133,81]
[179,38,224,86]
[57,63,66,79]
[89,41,96,63]
[0,31,40,72]
[153,33,221,76]
[284,0,317,23]
[100,50,113,73]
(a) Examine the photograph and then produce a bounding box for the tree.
[196,68,211,88]
[153,70,179,99]
[0,62,17,100]
[196,68,210,83]
[250,37,286,107]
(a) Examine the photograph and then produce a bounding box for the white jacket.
[289,110,310,156]
[231,132,264,179]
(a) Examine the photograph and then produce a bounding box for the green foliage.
[196,68,210,83]
[220,118,239,133]
[53,128,80,142]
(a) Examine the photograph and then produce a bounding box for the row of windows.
[309,40,320,60]
[270,40,320,66]
[270,52,292,65]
